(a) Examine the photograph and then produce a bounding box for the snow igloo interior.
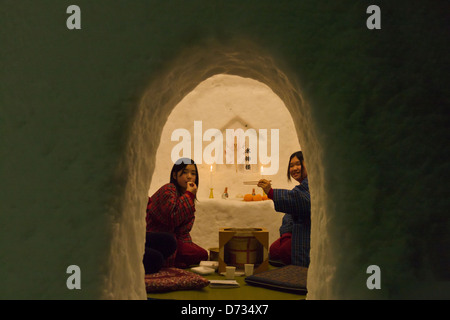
[1,1,448,300]
[128,43,325,299]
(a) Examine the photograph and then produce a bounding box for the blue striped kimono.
[272,177,311,267]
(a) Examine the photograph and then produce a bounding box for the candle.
[209,165,214,198]
[210,165,213,187]
[261,165,266,196]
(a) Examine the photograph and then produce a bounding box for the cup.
[244,264,254,276]
[225,266,236,279]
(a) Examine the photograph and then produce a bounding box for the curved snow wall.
[0,1,448,299]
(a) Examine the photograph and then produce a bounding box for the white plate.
[191,266,215,275]
[200,261,219,270]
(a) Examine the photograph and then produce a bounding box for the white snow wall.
[0,1,448,299]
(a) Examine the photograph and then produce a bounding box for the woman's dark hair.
[287,151,305,181]
[170,158,199,196]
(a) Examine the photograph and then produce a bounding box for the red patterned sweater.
[146,183,196,243]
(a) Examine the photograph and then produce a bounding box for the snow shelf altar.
[192,197,281,254]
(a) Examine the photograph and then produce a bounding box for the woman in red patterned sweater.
[145,158,208,269]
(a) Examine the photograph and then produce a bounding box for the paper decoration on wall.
[221,115,260,174]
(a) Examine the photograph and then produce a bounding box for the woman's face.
[289,156,303,182]
[173,164,197,191]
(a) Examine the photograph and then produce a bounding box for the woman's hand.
[257,179,272,195]
[186,182,198,195]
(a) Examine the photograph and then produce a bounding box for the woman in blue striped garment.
[258,151,311,267]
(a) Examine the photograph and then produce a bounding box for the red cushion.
[145,268,209,293]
